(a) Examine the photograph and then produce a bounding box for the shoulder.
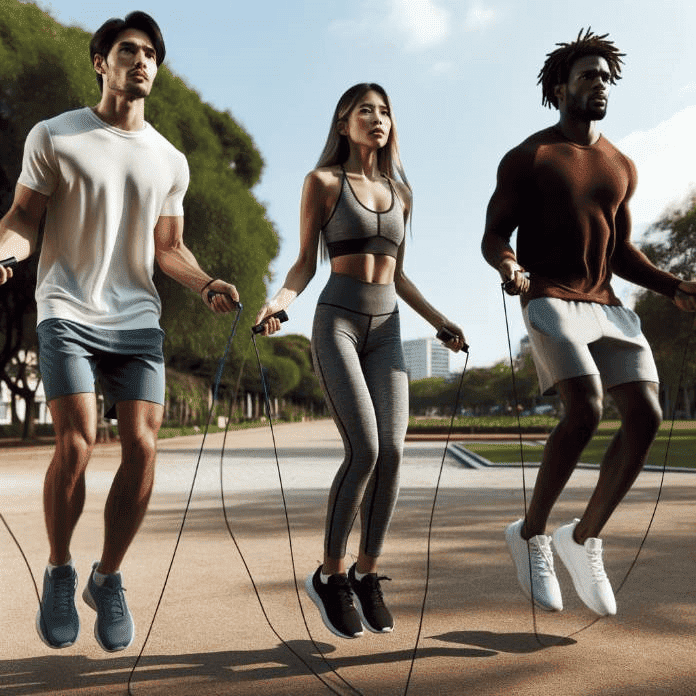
[304,166,341,195]
[597,135,636,174]
[145,123,186,158]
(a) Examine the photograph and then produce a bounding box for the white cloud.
[387,0,451,50]
[463,1,498,32]
[618,105,696,232]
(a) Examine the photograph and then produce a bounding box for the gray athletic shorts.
[522,297,659,395]
[37,318,165,418]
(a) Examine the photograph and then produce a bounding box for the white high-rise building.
[402,337,450,381]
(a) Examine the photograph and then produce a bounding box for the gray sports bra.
[322,168,405,260]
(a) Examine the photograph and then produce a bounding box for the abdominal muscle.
[330,253,396,285]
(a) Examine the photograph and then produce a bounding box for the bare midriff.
[331,253,396,285]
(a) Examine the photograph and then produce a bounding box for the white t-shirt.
[19,107,189,330]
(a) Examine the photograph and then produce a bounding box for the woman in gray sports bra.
[255,83,466,639]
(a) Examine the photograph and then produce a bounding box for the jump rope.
[500,278,696,644]
[0,274,690,693]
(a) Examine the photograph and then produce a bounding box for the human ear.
[336,119,347,136]
[93,54,107,75]
[554,83,565,105]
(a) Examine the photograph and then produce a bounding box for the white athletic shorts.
[522,297,659,395]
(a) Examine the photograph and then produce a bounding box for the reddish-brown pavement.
[1,419,695,696]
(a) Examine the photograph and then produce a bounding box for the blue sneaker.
[82,562,134,652]
[36,564,80,648]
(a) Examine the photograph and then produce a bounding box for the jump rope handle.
[0,257,18,270]
[207,289,242,311]
[436,326,469,353]
[502,271,530,296]
[252,309,289,334]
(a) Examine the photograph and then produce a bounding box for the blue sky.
[33,0,696,371]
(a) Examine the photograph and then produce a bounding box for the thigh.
[361,311,409,445]
[591,306,659,390]
[38,319,98,401]
[312,305,378,443]
[116,400,164,451]
[523,298,600,395]
[48,392,98,445]
[96,329,165,418]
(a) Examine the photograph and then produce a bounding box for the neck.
[344,147,382,179]
[556,114,600,146]
[93,92,146,131]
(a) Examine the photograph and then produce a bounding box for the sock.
[93,566,120,587]
[47,558,73,574]
[319,571,331,584]
[354,568,369,581]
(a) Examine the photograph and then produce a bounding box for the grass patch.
[465,428,696,469]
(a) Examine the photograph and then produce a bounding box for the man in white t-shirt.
[0,11,239,652]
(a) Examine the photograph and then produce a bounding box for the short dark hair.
[90,11,165,91]
[537,28,625,109]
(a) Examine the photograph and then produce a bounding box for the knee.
[57,429,96,465]
[631,396,662,441]
[562,394,603,435]
[125,433,158,467]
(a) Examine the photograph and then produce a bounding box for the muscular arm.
[0,184,47,283]
[481,150,530,294]
[154,215,239,312]
[611,197,681,298]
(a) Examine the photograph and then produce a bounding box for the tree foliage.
[634,192,696,399]
[0,1,280,430]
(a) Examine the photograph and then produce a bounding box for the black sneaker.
[305,566,363,639]
[348,564,394,633]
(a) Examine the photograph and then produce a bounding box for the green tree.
[634,192,696,416]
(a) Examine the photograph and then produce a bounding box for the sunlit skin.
[255,89,466,575]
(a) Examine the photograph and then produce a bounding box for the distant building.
[402,337,450,381]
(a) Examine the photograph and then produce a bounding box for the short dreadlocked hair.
[537,28,625,109]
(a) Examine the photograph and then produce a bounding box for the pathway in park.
[2,419,695,695]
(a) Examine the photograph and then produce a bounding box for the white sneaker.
[505,519,563,611]
[552,519,616,616]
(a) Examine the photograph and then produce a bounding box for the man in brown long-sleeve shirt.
[482,29,696,617]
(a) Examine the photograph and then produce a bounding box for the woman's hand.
[437,321,468,353]
[254,302,283,336]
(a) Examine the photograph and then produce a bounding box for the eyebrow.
[580,68,611,79]
[118,39,156,54]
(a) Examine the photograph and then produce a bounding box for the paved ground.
[1,419,695,696]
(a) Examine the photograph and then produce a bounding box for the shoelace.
[101,582,127,618]
[585,543,608,583]
[331,576,357,609]
[529,538,555,577]
[51,572,75,615]
[359,574,392,606]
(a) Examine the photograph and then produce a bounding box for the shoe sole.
[82,584,134,652]
[304,574,363,639]
[352,598,394,634]
[553,531,615,617]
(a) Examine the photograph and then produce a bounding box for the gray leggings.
[311,273,409,559]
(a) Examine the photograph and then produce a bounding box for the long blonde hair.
[316,83,411,260]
